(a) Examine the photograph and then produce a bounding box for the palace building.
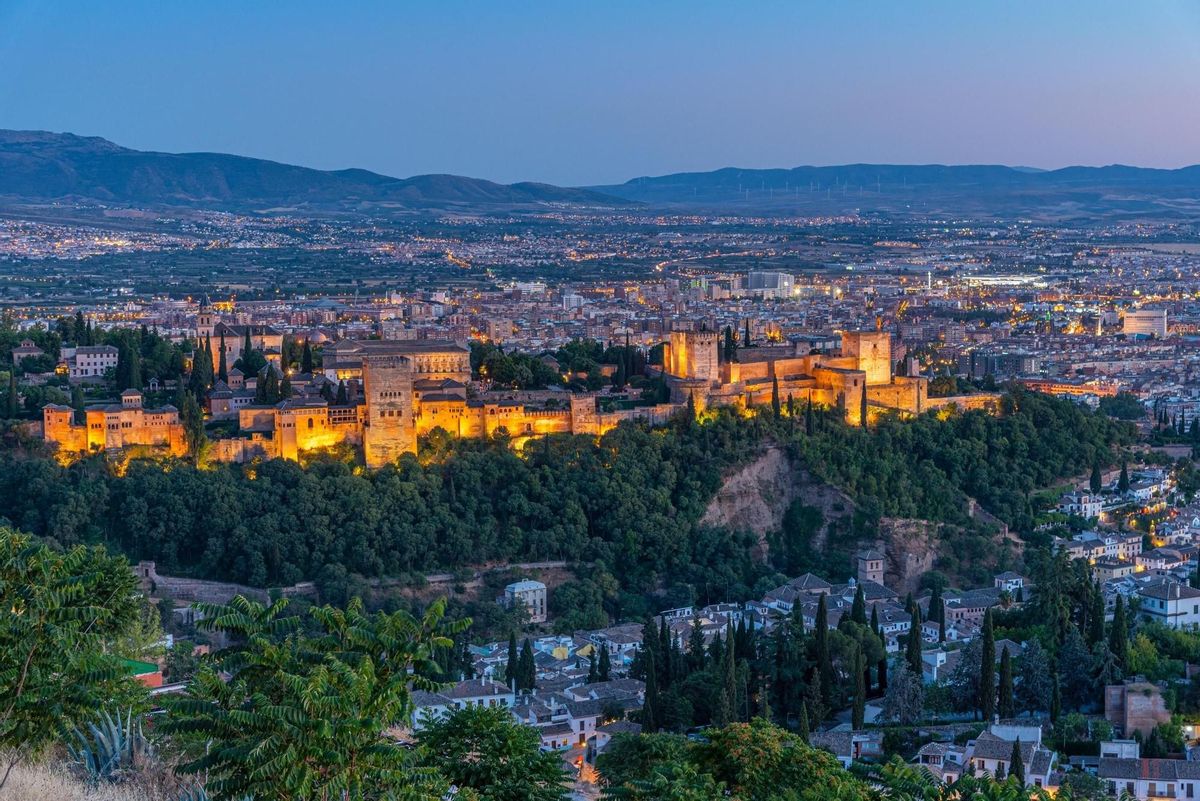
[43,389,187,457]
[658,329,997,423]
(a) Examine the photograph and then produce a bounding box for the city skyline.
[3,1,1200,185]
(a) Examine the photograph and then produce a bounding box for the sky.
[1,1,1199,185]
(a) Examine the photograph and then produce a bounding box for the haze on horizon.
[2,0,1199,187]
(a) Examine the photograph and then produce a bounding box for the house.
[504,580,548,624]
[1094,558,1137,582]
[64,344,119,382]
[993,572,1026,594]
[1098,757,1200,801]
[966,724,1057,790]
[1059,492,1103,519]
[809,730,884,768]
[914,742,966,783]
[1137,578,1200,630]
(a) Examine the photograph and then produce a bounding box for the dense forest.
[0,389,1133,615]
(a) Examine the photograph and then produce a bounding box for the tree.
[417,705,569,801]
[850,585,866,626]
[771,375,781,419]
[1059,624,1094,710]
[851,647,866,729]
[599,645,612,682]
[115,336,142,391]
[505,632,518,688]
[998,646,1014,719]
[905,606,923,676]
[336,379,349,405]
[881,666,924,726]
[742,320,751,348]
[980,609,996,720]
[302,338,315,374]
[180,392,207,460]
[860,383,868,429]
[5,372,16,419]
[217,330,228,382]
[1109,595,1128,671]
[518,638,536,691]
[642,647,662,731]
[161,595,460,801]
[188,335,214,399]
[814,594,833,707]
[1017,640,1054,715]
[0,529,144,790]
[1090,462,1102,494]
[1009,739,1024,785]
[1119,461,1130,494]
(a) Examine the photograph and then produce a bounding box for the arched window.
[308,418,314,429]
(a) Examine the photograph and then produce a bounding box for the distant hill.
[0,130,626,212]
[591,162,1200,220]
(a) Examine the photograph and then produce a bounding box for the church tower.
[196,295,217,339]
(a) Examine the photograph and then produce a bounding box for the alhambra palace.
[43,316,997,467]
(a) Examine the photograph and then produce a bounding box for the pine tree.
[1109,595,1128,670]
[998,645,1014,719]
[980,609,996,721]
[217,330,228,382]
[1090,462,1103,494]
[851,585,866,625]
[1009,739,1025,785]
[852,647,866,729]
[301,338,314,374]
[505,633,518,688]
[599,646,611,682]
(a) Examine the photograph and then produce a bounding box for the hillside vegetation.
[0,389,1132,611]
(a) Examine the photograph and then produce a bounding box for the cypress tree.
[336,379,348,405]
[860,382,868,429]
[852,647,866,729]
[587,652,598,684]
[814,594,833,705]
[518,639,536,691]
[980,609,996,720]
[217,330,228,382]
[301,338,314,374]
[1109,595,1128,670]
[6,372,16,419]
[280,374,292,399]
[1088,583,1106,646]
[743,319,751,348]
[642,648,661,731]
[1050,673,1061,723]
[851,585,866,625]
[877,655,888,694]
[1009,739,1025,785]
[659,618,672,687]
[798,703,810,743]
[771,375,781,418]
[905,607,923,675]
[998,646,1014,719]
[1090,462,1102,494]
[687,618,706,672]
[869,604,880,636]
[242,328,253,365]
[805,396,814,436]
[505,633,518,688]
[757,676,773,722]
[598,646,611,682]
[1119,461,1130,494]
[723,624,738,721]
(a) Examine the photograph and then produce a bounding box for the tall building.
[1122,308,1168,339]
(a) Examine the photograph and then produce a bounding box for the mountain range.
[4,129,1200,220]
[0,130,624,212]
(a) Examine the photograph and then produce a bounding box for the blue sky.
[1,1,1198,184]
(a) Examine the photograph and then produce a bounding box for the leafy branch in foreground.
[160,594,468,801]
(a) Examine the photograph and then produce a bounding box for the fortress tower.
[840,331,892,386]
[664,330,720,383]
[362,354,417,467]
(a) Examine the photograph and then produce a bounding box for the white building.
[505,580,548,624]
[1059,492,1103,519]
[64,344,119,382]
[1122,308,1168,339]
[1138,578,1200,630]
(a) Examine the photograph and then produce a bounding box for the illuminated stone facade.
[42,390,187,457]
[660,329,937,424]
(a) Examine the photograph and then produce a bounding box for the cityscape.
[6,3,1200,801]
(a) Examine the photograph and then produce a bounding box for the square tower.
[856,549,885,586]
[841,331,892,386]
[362,354,416,467]
[666,330,720,382]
